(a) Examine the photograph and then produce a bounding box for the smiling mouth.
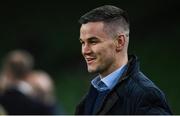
[86,58,96,65]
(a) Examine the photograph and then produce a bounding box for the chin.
[88,67,97,74]
[88,69,95,73]
[88,66,102,74]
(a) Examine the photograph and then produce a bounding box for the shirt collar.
[91,64,127,92]
[91,76,108,91]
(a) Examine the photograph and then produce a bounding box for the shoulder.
[114,71,172,114]
[124,72,172,114]
[119,71,165,100]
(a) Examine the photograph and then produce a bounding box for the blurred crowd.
[0,49,64,115]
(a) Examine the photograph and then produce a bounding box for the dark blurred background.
[0,0,179,114]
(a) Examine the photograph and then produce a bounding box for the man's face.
[80,22,117,76]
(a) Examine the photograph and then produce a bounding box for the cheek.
[96,45,116,60]
[103,42,115,53]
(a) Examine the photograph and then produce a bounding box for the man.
[25,70,64,114]
[75,5,172,115]
[0,50,56,115]
[25,70,56,105]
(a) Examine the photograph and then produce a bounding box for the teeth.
[86,58,95,63]
[87,58,94,61]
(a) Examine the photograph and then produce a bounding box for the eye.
[89,38,99,45]
[90,40,96,44]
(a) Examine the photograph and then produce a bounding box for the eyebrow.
[79,37,99,41]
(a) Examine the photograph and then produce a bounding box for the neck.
[100,54,128,78]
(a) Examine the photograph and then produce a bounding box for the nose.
[82,43,92,55]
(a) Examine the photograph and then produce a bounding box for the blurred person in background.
[75,5,172,115]
[0,49,34,94]
[0,49,58,115]
[25,70,56,105]
[25,70,65,114]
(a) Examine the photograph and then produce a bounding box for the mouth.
[85,57,96,65]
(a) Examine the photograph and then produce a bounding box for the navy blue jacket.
[75,55,172,115]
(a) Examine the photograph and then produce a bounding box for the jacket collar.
[118,55,139,83]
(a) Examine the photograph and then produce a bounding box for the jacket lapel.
[92,90,110,114]
[95,63,131,114]
[84,85,98,114]
[98,90,119,114]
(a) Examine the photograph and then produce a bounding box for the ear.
[115,34,125,52]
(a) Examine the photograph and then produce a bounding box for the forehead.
[80,22,109,40]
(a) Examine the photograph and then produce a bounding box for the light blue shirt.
[91,64,127,92]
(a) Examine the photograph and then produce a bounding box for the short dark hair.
[79,5,130,37]
[79,5,129,24]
